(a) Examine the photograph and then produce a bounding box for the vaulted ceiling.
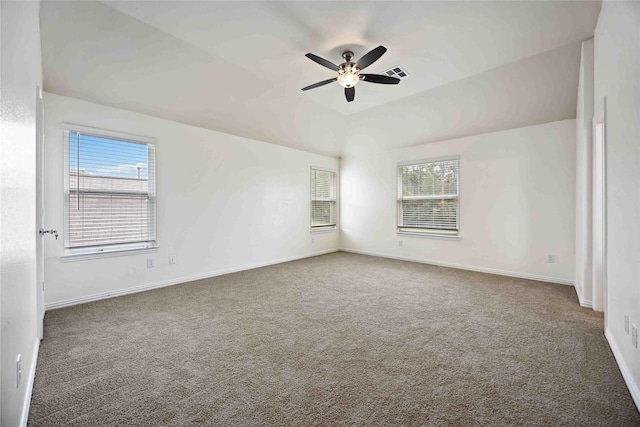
[40,1,601,157]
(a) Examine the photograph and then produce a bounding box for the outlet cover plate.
[16,354,21,388]
[625,314,630,334]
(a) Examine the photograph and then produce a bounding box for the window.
[64,125,156,255]
[397,157,459,236]
[311,167,337,230]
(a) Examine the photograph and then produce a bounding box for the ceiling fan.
[301,45,400,102]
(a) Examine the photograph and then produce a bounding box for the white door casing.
[592,97,607,320]
[36,86,45,339]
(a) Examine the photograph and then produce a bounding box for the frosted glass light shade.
[337,63,360,88]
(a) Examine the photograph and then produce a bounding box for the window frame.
[310,166,338,232]
[396,156,460,238]
[62,123,157,260]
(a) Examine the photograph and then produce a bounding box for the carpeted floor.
[28,252,640,426]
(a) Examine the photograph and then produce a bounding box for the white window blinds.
[64,128,156,253]
[397,158,459,235]
[311,168,337,230]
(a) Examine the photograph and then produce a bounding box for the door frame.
[592,96,607,321]
[36,86,45,339]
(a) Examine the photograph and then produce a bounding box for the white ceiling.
[40,1,601,157]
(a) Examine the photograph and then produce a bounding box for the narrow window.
[64,126,156,255]
[311,167,337,230]
[397,157,459,236]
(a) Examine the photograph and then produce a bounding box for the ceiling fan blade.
[360,74,400,85]
[345,87,355,102]
[301,78,337,91]
[305,53,339,71]
[355,46,387,70]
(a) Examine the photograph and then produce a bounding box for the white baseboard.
[20,338,40,427]
[605,328,640,412]
[340,248,574,286]
[574,282,593,308]
[46,249,339,310]
[47,247,575,310]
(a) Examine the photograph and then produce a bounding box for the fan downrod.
[342,51,355,62]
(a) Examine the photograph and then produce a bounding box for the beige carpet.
[28,252,640,426]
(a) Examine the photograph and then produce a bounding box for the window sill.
[311,227,338,234]
[397,230,461,240]
[60,246,159,263]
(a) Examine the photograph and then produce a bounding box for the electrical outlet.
[547,254,556,263]
[147,258,155,268]
[169,255,176,265]
[311,237,315,244]
[399,240,403,247]
[624,314,630,334]
[16,354,21,389]
[632,324,638,349]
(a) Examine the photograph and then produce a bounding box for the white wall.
[43,93,339,307]
[341,120,576,283]
[575,38,595,307]
[594,0,640,408]
[0,1,42,425]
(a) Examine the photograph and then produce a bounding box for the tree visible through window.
[311,168,337,230]
[397,158,459,235]
[64,127,156,254]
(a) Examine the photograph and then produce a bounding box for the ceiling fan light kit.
[336,51,360,88]
[302,45,400,102]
